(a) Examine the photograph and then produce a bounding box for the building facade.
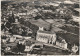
[56,40,67,49]
[36,29,56,44]
[24,41,34,52]
[72,44,78,53]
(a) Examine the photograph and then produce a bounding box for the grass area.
[29,19,50,30]
[56,32,79,46]
[60,25,79,35]
[56,24,79,46]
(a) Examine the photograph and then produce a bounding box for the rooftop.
[6,42,17,47]
[49,2,59,6]
[56,36,66,43]
[74,8,80,12]
[37,30,55,34]
[64,0,74,4]
[72,16,80,23]
[25,40,34,46]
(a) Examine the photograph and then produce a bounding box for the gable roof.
[37,30,55,34]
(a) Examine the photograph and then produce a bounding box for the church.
[36,27,56,44]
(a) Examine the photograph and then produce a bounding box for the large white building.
[36,27,56,44]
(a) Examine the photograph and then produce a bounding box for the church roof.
[37,30,55,34]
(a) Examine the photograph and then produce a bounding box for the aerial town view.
[1,0,80,55]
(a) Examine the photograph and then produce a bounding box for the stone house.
[24,41,34,52]
[56,37,67,49]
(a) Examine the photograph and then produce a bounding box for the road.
[27,38,69,51]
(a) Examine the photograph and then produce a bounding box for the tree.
[5,22,11,29]
[58,8,72,22]
[63,14,72,23]
[1,24,5,30]
[21,31,27,36]
[34,15,42,20]
[8,12,15,23]
[17,43,25,54]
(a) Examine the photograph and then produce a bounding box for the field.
[29,19,50,30]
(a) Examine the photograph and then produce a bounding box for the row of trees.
[34,7,73,23]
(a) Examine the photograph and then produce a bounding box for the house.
[24,36,31,40]
[5,46,11,51]
[1,35,9,43]
[27,29,33,36]
[27,9,38,17]
[33,43,43,50]
[49,2,60,7]
[72,16,80,23]
[32,0,41,5]
[64,0,74,5]
[72,44,78,53]
[42,10,53,13]
[2,39,6,43]
[13,35,23,39]
[27,9,38,15]
[14,12,27,18]
[36,28,56,44]
[6,43,17,50]
[74,8,80,13]
[56,37,67,49]
[24,41,34,52]
[42,2,49,6]
[54,1,62,4]
[17,13,27,16]
[74,8,80,16]
[15,18,18,23]
[2,38,9,44]
[9,36,16,42]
